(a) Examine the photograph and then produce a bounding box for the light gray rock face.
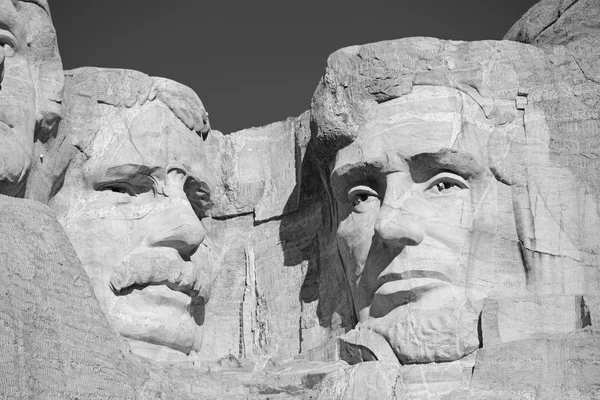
[505,0,600,83]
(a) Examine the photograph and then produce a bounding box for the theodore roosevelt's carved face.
[331,86,511,363]
[54,75,213,361]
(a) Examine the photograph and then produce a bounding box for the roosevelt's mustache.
[109,247,211,299]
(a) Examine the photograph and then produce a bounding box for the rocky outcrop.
[505,0,600,84]
[200,113,355,363]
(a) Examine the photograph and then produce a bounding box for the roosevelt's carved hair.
[62,67,210,153]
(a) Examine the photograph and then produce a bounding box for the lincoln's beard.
[360,285,481,364]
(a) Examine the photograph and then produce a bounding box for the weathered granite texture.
[505,0,600,84]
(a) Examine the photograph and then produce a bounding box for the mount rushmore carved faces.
[50,68,213,361]
[309,37,561,364]
[0,0,62,197]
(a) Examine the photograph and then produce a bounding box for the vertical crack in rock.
[240,247,254,358]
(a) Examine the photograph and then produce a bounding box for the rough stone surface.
[505,0,600,83]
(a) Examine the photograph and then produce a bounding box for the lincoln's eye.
[425,172,469,195]
[348,185,380,211]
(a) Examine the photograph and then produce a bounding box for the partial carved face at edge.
[0,0,62,197]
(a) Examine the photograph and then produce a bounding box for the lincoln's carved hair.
[310,37,551,171]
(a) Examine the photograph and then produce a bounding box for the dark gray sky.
[50,0,539,133]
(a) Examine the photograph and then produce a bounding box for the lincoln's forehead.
[363,86,473,129]
[334,86,492,173]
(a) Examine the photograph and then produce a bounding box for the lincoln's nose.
[375,204,424,247]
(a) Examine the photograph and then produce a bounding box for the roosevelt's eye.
[95,174,156,197]
[97,182,136,196]
[348,185,380,212]
[424,172,469,195]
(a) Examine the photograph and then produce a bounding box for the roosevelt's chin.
[108,285,204,361]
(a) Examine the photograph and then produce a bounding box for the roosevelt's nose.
[145,190,206,260]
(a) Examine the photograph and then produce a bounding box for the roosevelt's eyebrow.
[102,164,159,181]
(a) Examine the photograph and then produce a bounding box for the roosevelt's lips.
[109,247,207,298]
[373,270,452,295]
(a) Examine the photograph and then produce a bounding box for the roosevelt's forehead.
[334,86,492,173]
[87,101,208,182]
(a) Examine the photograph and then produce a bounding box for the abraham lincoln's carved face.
[331,86,511,363]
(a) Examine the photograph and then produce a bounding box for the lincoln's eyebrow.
[408,149,485,183]
[330,161,386,199]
